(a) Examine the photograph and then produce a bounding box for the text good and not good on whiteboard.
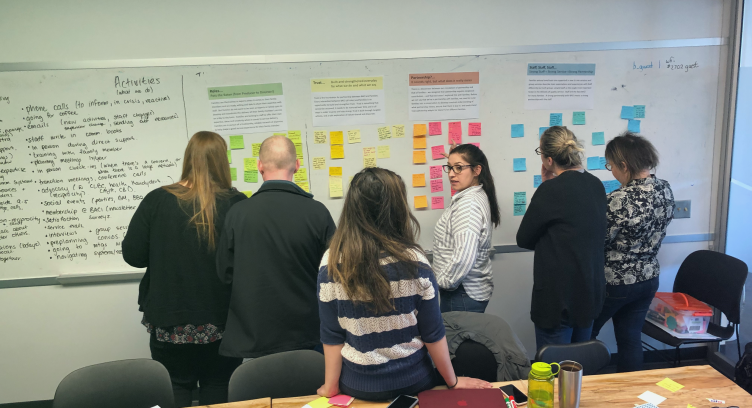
[526,64,596,110]
[408,72,480,121]
[311,77,385,127]
[209,83,289,134]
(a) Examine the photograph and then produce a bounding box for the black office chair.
[642,250,748,366]
[451,339,498,382]
[228,350,325,402]
[53,359,174,408]
[535,340,611,375]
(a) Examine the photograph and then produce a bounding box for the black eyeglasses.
[605,162,613,171]
[535,147,542,155]
[442,164,474,174]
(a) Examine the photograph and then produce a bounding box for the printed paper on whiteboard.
[525,64,596,110]
[311,77,385,127]
[409,72,480,121]
[209,83,289,134]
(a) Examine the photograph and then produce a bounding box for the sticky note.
[514,192,527,205]
[314,130,327,144]
[227,150,232,163]
[592,131,605,145]
[273,132,287,137]
[347,129,361,144]
[248,143,260,157]
[539,127,549,137]
[431,145,445,160]
[621,106,635,119]
[412,173,426,187]
[413,150,426,164]
[393,125,405,138]
[430,165,443,179]
[513,158,526,172]
[330,131,344,145]
[306,396,333,408]
[377,145,390,159]
[364,157,377,168]
[573,111,586,125]
[288,130,302,143]
[451,189,457,197]
[329,167,343,176]
[549,113,562,126]
[296,181,310,193]
[331,145,345,159]
[656,378,684,392]
[293,168,308,182]
[377,126,391,140]
[634,404,660,408]
[414,195,428,209]
[429,122,442,135]
[413,136,427,149]
[514,204,526,216]
[329,176,343,198]
[468,122,481,136]
[328,395,354,407]
[469,142,480,148]
[430,179,443,193]
[599,157,607,169]
[243,158,257,171]
[603,180,621,194]
[687,405,696,408]
[448,122,462,144]
[313,157,326,170]
[241,190,252,198]
[634,105,646,118]
[511,124,524,138]
[431,196,445,210]
[244,170,258,183]
[534,175,542,188]
[637,391,666,405]
[628,119,641,133]
[586,157,601,170]
[294,142,303,160]
[229,135,244,150]
[363,147,376,159]
[413,124,427,137]
[230,167,237,181]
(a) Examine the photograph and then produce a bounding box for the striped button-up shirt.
[432,185,494,302]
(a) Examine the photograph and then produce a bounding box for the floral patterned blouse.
[142,315,223,344]
[604,175,674,285]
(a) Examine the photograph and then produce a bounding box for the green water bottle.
[528,361,560,408]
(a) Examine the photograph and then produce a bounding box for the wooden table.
[200,365,752,407]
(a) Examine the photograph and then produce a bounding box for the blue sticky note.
[514,204,526,216]
[592,131,605,145]
[572,112,586,125]
[599,157,607,170]
[511,124,525,138]
[634,105,645,118]
[550,113,563,126]
[621,106,635,119]
[587,156,601,170]
[603,180,621,194]
[514,192,527,205]
[533,175,542,188]
[539,127,550,137]
[628,119,641,133]
[513,158,527,172]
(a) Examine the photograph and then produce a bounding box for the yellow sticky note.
[241,190,253,197]
[656,378,684,392]
[393,125,405,138]
[314,130,327,144]
[288,130,302,143]
[293,168,308,182]
[414,195,428,209]
[377,145,390,159]
[347,129,361,144]
[412,173,426,187]
[329,176,343,198]
[243,157,257,172]
[313,157,326,170]
[687,405,696,408]
[413,124,427,137]
[227,150,232,164]
[307,396,332,408]
[252,143,261,157]
[273,132,287,137]
[378,126,391,140]
[329,167,343,176]
[330,131,344,145]
[295,181,310,193]
[331,145,345,159]
[413,136,427,149]
[364,157,377,168]
[294,142,303,160]
[413,150,426,164]
[363,147,376,158]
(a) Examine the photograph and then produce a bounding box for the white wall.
[0,0,729,403]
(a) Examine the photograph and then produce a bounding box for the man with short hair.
[217,135,335,358]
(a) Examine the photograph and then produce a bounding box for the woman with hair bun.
[516,126,607,351]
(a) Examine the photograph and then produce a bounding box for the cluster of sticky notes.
[592,131,605,145]
[549,113,563,126]
[329,167,343,198]
[586,156,607,171]
[573,111,586,125]
[511,124,525,138]
[603,179,621,193]
[363,147,377,168]
[621,105,644,132]
[514,192,527,216]
[513,158,527,172]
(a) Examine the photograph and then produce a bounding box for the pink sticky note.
[469,142,480,148]
[430,165,443,179]
[451,189,457,196]
[431,145,445,160]
[329,395,355,407]
[431,196,445,210]
[431,179,444,193]
[469,122,481,136]
[448,122,462,144]
[429,122,442,135]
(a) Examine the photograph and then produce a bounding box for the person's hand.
[441,142,458,158]
[541,164,556,182]
[454,376,494,389]
[317,383,339,398]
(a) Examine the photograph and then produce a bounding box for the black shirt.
[516,170,606,329]
[123,187,247,328]
[216,180,336,358]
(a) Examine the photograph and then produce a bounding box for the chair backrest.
[673,250,748,324]
[53,359,174,408]
[228,350,325,402]
[534,340,611,376]
[451,340,498,382]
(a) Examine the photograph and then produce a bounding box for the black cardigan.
[516,170,607,329]
[122,187,246,328]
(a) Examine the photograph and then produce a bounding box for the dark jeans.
[592,277,659,372]
[535,320,593,352]
[149,334,242,407]
[339,369,445,401]
[439,285,489,313]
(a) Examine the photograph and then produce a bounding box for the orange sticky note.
[413,150,426,164]
[414,195,428,209]
[413,136,427,149]
[412,173,426,187]
[330,131,344,145]
[331,145,345,159]
[413,124,427,137]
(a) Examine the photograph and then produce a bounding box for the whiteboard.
[0,46,721,281]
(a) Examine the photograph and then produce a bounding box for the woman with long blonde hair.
[123,131,246,407]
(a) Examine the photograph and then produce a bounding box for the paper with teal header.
[526,63,596,110]
[513,158,527,172]
[209,83,288,135]
[511,124,525,138]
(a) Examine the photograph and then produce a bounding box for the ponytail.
[448,144,500,227]
[540,126,584,168]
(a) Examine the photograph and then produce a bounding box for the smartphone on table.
[387,394,419,408]
[500,384,528,406]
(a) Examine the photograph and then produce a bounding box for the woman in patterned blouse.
[591,132,675,372]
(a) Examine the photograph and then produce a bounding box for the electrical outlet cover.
[674,200,691,219]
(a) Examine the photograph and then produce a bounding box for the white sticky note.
[638,391,666,405]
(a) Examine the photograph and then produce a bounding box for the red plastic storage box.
[646,292,713,335]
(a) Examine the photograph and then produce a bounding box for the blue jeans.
[535,321,593,352]
[592,277,659,372]
[439,285,488,313]
[339,369,444,401]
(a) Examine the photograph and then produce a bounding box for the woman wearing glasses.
[432,144,500,313]
[516,126,607,350]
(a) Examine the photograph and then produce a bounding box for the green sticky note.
[288,130,302,143]
[573,112,586,125]
[229,135,245,150]
[230,167,237,181]
[227,150,232,164]
[244,170,258,183]
[252,143,261,157]
[241,190,253,197]
[514,191,527,205]
[514,204,526,216]
[243,157,257,172]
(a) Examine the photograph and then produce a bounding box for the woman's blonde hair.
[540,126,584,168]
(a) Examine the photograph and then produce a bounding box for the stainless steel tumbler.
[558,360,583,408]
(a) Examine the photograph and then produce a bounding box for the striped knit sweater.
[317,249,445,393]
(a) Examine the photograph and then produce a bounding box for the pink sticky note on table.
[430,165,443,179]
[431,196,445,210]
[329,395,355,407]
[431,179,444,193]
[469,122,481,136]
[431,145,445,160]
[448,122,462,144]
[469,142,480,148]
[429,122,442,135]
